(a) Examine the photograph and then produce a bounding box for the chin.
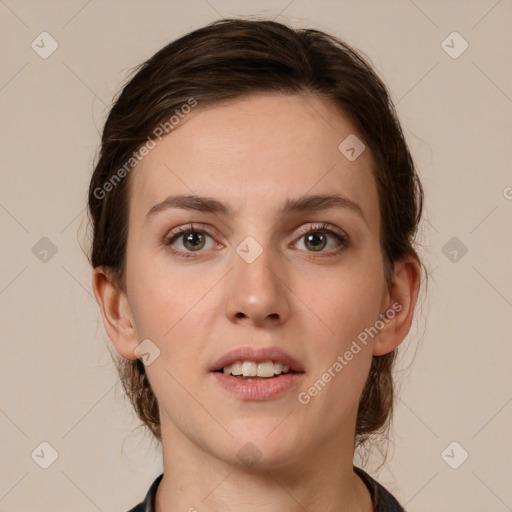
[215,426,304,470]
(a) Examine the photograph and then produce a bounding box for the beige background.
[1,0,511,510]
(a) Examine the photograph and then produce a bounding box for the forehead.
[129,92,379,232]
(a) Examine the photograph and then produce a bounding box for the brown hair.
[87,17,425,457]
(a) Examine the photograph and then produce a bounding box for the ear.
[91,266,139,360]
[372,255,421,356]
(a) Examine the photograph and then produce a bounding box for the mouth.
[209,346,305,376]
[214,360,302,380]
[210,352,306,402]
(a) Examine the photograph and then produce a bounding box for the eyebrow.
[145,193,367,225]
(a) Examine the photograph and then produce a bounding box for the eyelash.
[163,222,349,259]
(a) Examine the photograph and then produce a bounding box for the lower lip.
[211,372,305,401]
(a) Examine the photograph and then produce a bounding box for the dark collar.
[128,466,405,512]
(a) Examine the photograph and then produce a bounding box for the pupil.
[185,231,204,250]
[306,233,325,251]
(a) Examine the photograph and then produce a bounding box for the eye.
[163,223,218,257]
[293,223,349,255]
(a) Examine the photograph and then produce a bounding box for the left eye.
[293,226,348,254]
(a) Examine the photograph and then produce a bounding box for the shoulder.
[353,466,406,512]
[125,473,164,512]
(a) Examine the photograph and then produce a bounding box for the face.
[120,93,392,469]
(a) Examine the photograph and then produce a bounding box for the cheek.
[126,247,201,336]
[126,258,217,381]
[292,262,383,409]
[296,266,384,348]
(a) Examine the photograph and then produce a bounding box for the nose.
[225,242,291,327]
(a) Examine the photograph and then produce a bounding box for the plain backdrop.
[1,1,511,511]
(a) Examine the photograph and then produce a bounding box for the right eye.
[163,224,219,258]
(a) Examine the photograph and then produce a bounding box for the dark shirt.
[127,466,405,512]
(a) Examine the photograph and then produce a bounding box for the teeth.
[242,361,258,377]
[257,361,275,377]
[231,361,242,375]
[221,360,292,377]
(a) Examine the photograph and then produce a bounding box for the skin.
[92,92,420,512]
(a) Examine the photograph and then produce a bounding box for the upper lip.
[209,346,305,373]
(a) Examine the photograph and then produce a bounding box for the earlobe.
[372,256,421,356]
[91,267,140,360]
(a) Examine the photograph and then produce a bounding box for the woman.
[88,18,424,512]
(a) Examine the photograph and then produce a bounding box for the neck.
[154,418,373,512]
